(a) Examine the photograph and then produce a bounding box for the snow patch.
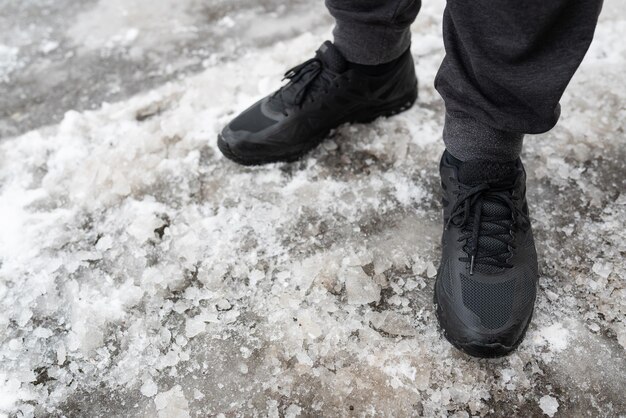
[538,323,570,352]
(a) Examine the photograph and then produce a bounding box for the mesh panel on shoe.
[229,104,277,132]
[460,274,515,329]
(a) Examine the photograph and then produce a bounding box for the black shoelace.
[269,58,334,115]
[445,180,530,275]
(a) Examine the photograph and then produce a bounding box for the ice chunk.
[95,235,114,251]
[249,269,265,288]
[216,299,231,311]
[538,395,559,417]
[40,40,60,54]
[545,289,559,302]
[193,389,204,400]
[17,309,32,327]
[323,140,338,151]
[296,313,323,339]
[592,261,613,279]
[140,378,158,397]
[0,377,21,411]
[185,316,206,338]
[33,327,53,339]
[154,385,190,418]
[425,262,437,278]
[285,404,302,418]
[616,324,626,351]
[369,312,416,337]
[57,342,67,365]
[0,44,21,82]
[343,265,380,305]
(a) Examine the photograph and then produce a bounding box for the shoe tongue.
[458,160,518,185]
[315,41,348,73]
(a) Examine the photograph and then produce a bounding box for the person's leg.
[435,0,603,161]
[325,0,421,65]
[434,0,602,358]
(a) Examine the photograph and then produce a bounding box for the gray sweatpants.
[325,0,603,161]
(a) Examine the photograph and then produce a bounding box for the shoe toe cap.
[217,119,267,163]
[218,97,289,163]
[228,98,280,135]
[436,268,536,357]
[441,311,532,358]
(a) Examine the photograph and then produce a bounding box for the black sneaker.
[217,41,417,165]
[434,150,539,358]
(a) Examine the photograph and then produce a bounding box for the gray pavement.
[0,0,328,139]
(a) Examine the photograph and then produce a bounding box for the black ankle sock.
[347,48,410,76]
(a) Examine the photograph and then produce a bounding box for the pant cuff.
[443,112,524,162]
[332,21,411,65]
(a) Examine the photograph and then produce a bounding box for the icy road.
[0,0,625,417]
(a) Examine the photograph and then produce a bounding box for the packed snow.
[0,0,625,417]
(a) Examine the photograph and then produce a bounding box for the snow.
[67,0,195,51]
[0,0,625,416]
[537,323,570,352]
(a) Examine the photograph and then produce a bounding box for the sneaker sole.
[217,87,418,166]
